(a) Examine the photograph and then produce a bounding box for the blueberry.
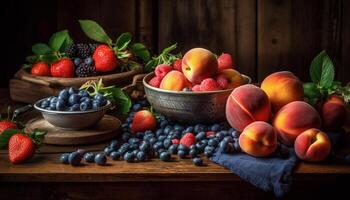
[196,132,206,141]
[126,117,133,124]
[211,124,221,132]
[174,124,184,132]
[160,120,168,128]
[158,135,166,142]
[129,138,140,144]
[233,142,241,152]
[139,99,148,106]
[136,151,146,162]
[139,141,151,152]
[68,152,82,166]
[84,152,95,163]
[56,99,65,111]
[196,141,206,152]
[163,138,172,149]
[129,143,139,150]
[104,147,113,156]
[177,150,186,159]
[59,153,70,164]
[122,132,131,142]
[136,132,144,139]
[40,100,50,109]
[149,137,157,145]
[110,151,121,160]
[123,152,134,163]
[219,141,229,152]
[156,129,164,137]
[132,103,142,111]
[68,87,78,95]
[95,153,107,165]
[189,149,198,158]
[194,124,206,133]
[178,144,188,152]
[168,144,178,154]
[193,157,203,166]
[185,126,194,133]
[215,132,225,141]
[110,140,119,150]
[58,89,69,100]
[50,97,58,104]
[204,146,215,157]
[76,149,86,156]
[78,90,89,98]
[208,139,218,147]
[68,94,81,106]
[69,104,80,111]
[80,101,91,111]
[231,130,239,138]
[94,93,105,102]
[223,136,233,143]
[159,151,171,162]
[153,142,163,151]
[80,97,91,103]
[84,57,93,65]
[164,125,173,135]
[74,58,82,66]
[182,87,192,92]
[49,102,57,110]
[132,149,140,157]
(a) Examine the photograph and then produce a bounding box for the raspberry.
[206,131,215,137]
[172,59,182,72]
[149,76,162,88]
[180,133,196,148]
[199,78,220,91]
[217,53,233,70]
[216,74,228,89]
[171,139,179,145]
[192,84,201,92]
[155,64,172,79]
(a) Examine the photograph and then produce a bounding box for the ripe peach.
[226,84,271,132]
[261,71,304,112]
[218,69,243,89]
[321,95,347,131]
[294,128,331,162]
[160,70,189,91]
[239,121,278,157]
[182,48,218,84]
[273,101,321,146]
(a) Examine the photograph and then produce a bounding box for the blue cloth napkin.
[210,131,343,197]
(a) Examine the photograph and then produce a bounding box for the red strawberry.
[0,121,17,134]
[200,78,220,91]
[50,58,75,78]
[155,64,172,79]
[93,45,117,72]
[131,110,157,133]
[206,131,215,137]
[149,76,162,88]
[31,61,50,76]
[8,134,35,164]
[217,53,234,71]
[180,133,196,148]
[172,59,183,72]
[192,84,201,92]
[172,139,179,145]
[216,74,228,89]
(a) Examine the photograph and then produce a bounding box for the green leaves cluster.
[304,50,350,106]
[144,43,181,72]
[23,30,73,68]
[0,128,46,149]
[79,20,150,68]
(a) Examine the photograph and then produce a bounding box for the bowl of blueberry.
[34,87,112,130]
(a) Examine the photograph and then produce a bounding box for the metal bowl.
[34,99,113,130]
[143,72,252,124]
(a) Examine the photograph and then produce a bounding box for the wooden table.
[0,89,349,200]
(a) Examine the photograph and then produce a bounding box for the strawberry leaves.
[79,20,113,45]
[0,129,21,149]
[144,43,180,72]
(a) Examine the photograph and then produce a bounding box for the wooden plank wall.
[1,0,349,87]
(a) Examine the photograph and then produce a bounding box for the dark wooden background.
[1,0,349,87]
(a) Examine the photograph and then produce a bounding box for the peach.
[239,121,278,157]
[294,128,331,162]
[273,101,321,146]
[218,69,243,89]
[160,70,189,91]
[226,84,271,132]
[321,95,347,131]
[261,71,304,112]
[182,48,218,84]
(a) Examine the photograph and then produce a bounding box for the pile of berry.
[65,43,98,77]
[39,87,107,111]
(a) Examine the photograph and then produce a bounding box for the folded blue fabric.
[210,131,343,197]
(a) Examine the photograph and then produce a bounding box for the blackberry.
[89,43,98,53]
[76,43,92,58]
[64,44,77,58]
[75,63,96,77]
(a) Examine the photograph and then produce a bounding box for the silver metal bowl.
[34,99,113,130]
[143,72,252,124]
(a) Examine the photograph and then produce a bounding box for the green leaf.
[309,50,335,88]
[162,43,177,54]
[116,32,132,50]
[60,34,74,52]
[303,82,321,98]
[39,54,59,64]
[144,59,158,73]
[49,30,69,51]
[0,129,21,149]
[79,19,112,44]
[108,88,131,114]
[32,43,52,55]
[25,55,39,63]
[33,128,47,137]
[130,43,151,63]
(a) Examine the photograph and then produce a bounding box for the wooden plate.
[25,115,121,145]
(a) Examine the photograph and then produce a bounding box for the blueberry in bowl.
[34,87,112,130]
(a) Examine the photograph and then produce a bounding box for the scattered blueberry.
[84,57,93,65]
[124,152,134,163]
[177,150,186,159]
[189,149,198,158]
[211,124,221,132]
[60,153,70,164]
[110,151,121,160]
[196,132,206,141]
[68,152,82,166]
[104,147,113,156]
[95,153,107,165]
[159,151,171,162]
[193,157,203,166]
[132,103,142,111]
[168,144,178,154]
[136,151,146,161]
[84,152,95,163]
[74,58,82,66]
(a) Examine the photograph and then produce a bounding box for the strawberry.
[31,61,50,76]
[149,76,162,88]
[200,78,220,91]
[172,139,179,145]
[8,134,35,164]
[216,74,228,89]
[155,64,172,79]
[0,121,17,135]
[180,132,196,148]
[192,84,201,92]
[93,44,117,72]
[50,58,75,78]
[131,110,157,133]
[217,53,234,71]
[172,59,183,72]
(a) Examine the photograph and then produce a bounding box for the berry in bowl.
[143,48,252,124]
[34,87,112,130]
